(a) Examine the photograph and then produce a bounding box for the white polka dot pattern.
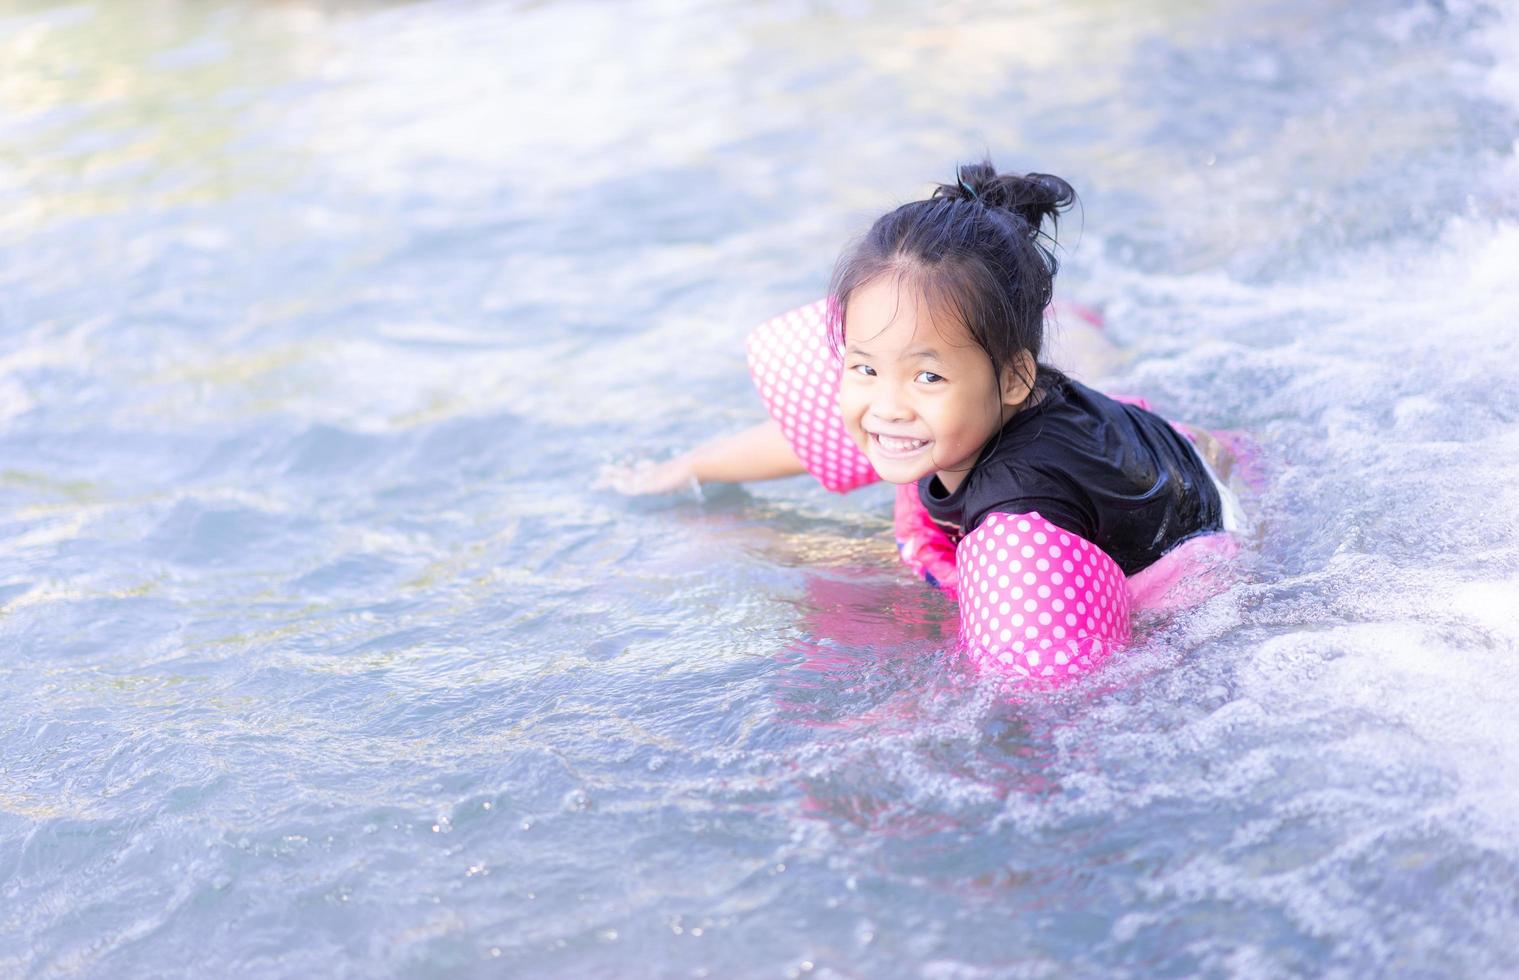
[957,512,1131,687]
[745,299,879,494]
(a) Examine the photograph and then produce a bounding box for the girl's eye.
[915,371,944,384]
[850,364,876,377]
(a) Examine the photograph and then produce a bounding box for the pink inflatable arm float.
[745,299,879,494]
[957,512,1131,683]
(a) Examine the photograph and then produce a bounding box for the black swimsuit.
[918,379,1223,575]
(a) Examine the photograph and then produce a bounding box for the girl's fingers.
[597,459,695,496]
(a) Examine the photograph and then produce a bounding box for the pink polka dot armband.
[957,512,1131,686]
[745,299,880,494]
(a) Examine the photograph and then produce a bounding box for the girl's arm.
[601,418,806,494]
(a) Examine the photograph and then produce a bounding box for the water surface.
[3,0,1518,976]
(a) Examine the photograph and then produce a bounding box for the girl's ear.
[999,351,1037,410]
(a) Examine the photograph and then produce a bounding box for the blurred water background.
[3,0,1518,976]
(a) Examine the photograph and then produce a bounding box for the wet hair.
[827,159,1076,403]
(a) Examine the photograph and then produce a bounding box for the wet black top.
[918,379,1222,575]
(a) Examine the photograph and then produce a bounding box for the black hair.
[826,159,1076,404]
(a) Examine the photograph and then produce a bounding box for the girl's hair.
[827,160,1076,401]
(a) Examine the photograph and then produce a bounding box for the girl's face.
[838,276,1032,492]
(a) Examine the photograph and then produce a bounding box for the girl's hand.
[597,456,701,496]
[599,420,807,496]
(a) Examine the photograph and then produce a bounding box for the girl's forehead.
[846,277,977,352]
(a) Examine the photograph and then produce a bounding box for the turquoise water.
[3,0,1518,976]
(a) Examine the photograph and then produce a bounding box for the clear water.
[3,0,1518,976]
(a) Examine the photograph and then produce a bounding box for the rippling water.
[3,0,1518,976]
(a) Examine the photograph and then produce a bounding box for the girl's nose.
[870,390,914,423]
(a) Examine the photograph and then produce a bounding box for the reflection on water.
[2,0,1518,976]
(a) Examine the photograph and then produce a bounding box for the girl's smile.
[866,431,932,458]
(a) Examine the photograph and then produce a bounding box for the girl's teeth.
[879,434,926,451]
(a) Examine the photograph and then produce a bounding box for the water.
[3,0,1518,976]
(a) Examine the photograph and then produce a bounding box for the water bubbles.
[562,788,594,812]
[669,915,710,938]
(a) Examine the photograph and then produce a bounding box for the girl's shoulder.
[995,378,1117,457]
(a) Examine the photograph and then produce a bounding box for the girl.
[608,161,1244,685]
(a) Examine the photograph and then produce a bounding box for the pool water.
[3,0,1518,976]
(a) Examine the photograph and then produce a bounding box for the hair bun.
[933,160,1075,237]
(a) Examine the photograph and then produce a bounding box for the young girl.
[608,161,1244,686]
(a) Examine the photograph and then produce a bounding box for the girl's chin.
[867,456,935,484]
